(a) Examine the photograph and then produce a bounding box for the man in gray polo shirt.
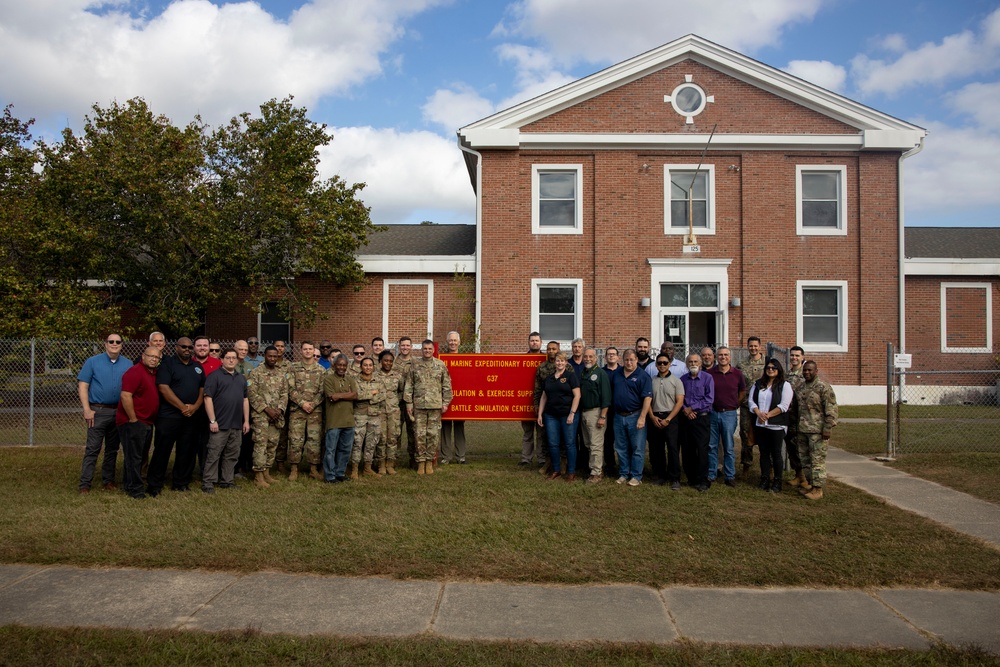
[202,349,249,493]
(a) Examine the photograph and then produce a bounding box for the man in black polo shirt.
[707,346,745,487]
[203,349,249,493]
[147,337,206,495]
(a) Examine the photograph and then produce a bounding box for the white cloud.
[878,33,908,54]
[851,8,1000,96]
[0,0,445,129]
[423,85,497,133]
[783,59,847,92]
[906,120,1000,220]
[318,126,475,225]
[495,0,824,65]
[946,81,1000,131]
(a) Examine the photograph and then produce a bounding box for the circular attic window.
[669,83,707,118]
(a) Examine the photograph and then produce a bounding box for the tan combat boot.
[789,471,806,488]
[363,461,375,476]
[385,460,397,475]
[375,458,386,476]
[254,471,270,489]
[263,469,276,484]
[349,463,359,480]
[426,460,434,475]
[309,464,323,481]
[798,482,813,495]
[804,486,824,500]
[417,461,426,475]
[288,466,298,481]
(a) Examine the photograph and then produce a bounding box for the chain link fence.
[887,344,1000,456]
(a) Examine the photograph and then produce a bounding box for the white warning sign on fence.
[893,353,912,369]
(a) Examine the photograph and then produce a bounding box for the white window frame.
[940,282,992,353]
[383,279,434,342]
[531,164,583,235]
[796,280,849,352]
[531,278,583,346]
[796,165,847,236]
[664,164,716,236]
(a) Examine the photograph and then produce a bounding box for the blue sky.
[2,0,998,227]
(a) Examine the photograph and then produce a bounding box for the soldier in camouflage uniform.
[533,341,572,474]
[795,360,838,500]
[376,350,404,475]
[785,346,806,487]
[286,341,326,481]
[737,336,766,474]
[348,344,366,377]
[404,339,452,476]
[350,357,384,479]
[394,337,417,469]
[247,346,289,488]
[272,339,292,471]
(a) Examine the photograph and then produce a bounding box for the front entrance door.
[662,311,721,358]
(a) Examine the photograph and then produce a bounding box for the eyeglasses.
[766,366,778,371]
[177,344,193,350]
[106,339,122,344]
[142,353,161,361]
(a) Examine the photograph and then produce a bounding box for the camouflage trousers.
[251,412,285,472]
[413,408,442,463]
[797,432,828,487]
[379,409,401,462]
[352,412,381,464]
[739,405,755,466]
[274,416,290,464]
[287,408,323,465]
[401,401,416,464]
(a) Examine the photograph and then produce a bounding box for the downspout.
[458,141,484,352]
[897,138,925,353]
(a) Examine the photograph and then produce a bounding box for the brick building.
[458,34,926,401]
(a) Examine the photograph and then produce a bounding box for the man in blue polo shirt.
[611,348,652,486]
[77,334,133,493]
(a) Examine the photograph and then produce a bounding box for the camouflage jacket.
[796,377,839,435]
[246,363,289,415]
[737,356,766,405]
[377,368,404,415]
[404,357,452,410]
[287,361,326,411]
[354,374,385,416]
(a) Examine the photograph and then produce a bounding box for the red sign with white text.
[439,354,543,421]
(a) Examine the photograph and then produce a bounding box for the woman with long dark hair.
[747,358,793,493]
[537,352,581,481]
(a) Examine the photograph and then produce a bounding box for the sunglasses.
[766,366,778,371]
[209,348,221,353]
[354,351,365,356]
[655,361,669,366]
[177,344,193,350]
[106,339,122,344]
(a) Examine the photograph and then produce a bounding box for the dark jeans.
[236,430,254,474]
[118,421,150,498]
[544,413,578,474]
[79,406,120,490]
[147,415,201,493]
[755,425,785,485]
[648,417,679,482]
[680,412,710,486]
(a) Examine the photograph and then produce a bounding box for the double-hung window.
[531,279,582,344]
[532,165,582,234]
[796,281,848,352]
[796,165,847,235]
[665,164,715,235]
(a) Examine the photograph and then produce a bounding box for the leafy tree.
[0,97,377,338]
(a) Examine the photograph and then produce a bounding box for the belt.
[653,411,670,418]
[91,403,117,409]
[715,407,737,412]
[616,410,638,417]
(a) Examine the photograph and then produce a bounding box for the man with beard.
[634,337,655,372]
[147,337,205,496]
[520,332,545,467]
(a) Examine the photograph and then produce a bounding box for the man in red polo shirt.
[116,346,163,499]
[707,345,745,488]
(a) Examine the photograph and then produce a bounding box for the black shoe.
[201,486,214,494]
[670,481,681,491]
[171,485,190,492]
[147,488,160,497]
[655,479,668,486]
[518,461,530,467]
[129,493,146,500]
[758,479,770,491]
[217,482,234,489]
[696,484,709,492]
[724,478,736,488]
[324,478,341,484]
[770,482,782,494]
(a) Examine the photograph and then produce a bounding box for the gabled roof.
[359,224,476,257]
[906,227,1000,259]
[459,34,925,155]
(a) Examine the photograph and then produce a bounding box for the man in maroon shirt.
[706,346,746,487]
[116,346,163,499]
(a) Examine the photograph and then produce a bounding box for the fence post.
[885,342,894,459]
[28,337,36,447]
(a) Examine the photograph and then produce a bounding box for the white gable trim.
[460,35,924,142]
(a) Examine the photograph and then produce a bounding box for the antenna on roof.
[683,123,717,247]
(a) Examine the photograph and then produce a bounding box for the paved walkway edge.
[1,564,998,654]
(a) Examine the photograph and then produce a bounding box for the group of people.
[77,329,837,501]
[77,332,459,499]
[530,335,838,499]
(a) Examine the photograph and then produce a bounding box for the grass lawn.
[3,422,1000,590]
[2,626,999,667]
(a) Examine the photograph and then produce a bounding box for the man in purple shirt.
[707,346,745,487]
[679,353,714,492]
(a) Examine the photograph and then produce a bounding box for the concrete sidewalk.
[826,447,1000,549]
[2,564,999,653]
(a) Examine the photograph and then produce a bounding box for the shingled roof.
[906,227,1000,259]
[359,224,476,256]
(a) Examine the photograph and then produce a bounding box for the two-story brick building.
[457,34,926,401]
